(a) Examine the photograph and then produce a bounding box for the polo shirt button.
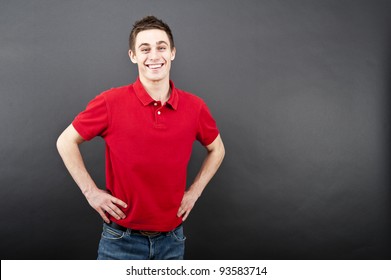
[154,102,158,106]
[157,111,161,115]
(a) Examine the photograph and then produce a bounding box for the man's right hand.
[84,188,127,223]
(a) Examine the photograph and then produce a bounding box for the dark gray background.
[1,0,390,259]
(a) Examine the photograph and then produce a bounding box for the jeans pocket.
[101,224,125,240]
[170,226,186,242]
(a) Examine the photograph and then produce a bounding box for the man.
[56,16,225,260]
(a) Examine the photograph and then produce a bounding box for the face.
[129,29,176,84]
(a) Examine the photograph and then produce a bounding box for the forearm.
[188,143,225,197]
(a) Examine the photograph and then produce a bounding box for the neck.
[140,76,171,104]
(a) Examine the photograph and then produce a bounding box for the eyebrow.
[138,41,169,49]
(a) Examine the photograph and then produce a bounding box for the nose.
[148,48,160,61]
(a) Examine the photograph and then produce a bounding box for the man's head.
[128,16,176,84]
[129,16,175,52]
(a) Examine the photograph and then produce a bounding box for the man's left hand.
[177,190,200,221]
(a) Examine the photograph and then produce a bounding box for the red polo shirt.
[72,78,219,231]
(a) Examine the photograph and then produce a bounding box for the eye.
[158,46,167,51]
[141,48,150,53]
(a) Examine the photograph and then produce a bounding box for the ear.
[128,50,137,64]
[170,47,176,61]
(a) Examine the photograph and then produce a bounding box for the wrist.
[82,185,98,199]
[187,186,201,198]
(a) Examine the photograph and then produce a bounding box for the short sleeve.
[196,100,219,146]
[72,94,109,141]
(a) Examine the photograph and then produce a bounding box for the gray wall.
[1,0,390,259]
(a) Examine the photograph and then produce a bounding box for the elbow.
[206,134,225,163]
[212,137,225,164]
[217,134,225,159]
[56,132,65,154]
[56,124,84,155]
[219,142,226,163]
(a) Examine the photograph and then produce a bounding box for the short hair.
[129,16,175,52]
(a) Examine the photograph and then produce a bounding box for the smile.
[146,63,164,69]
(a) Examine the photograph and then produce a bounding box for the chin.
[145,73,169,82]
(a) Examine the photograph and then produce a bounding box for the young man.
[56,16,225,260]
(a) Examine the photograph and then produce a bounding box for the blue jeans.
[97,223,186,260]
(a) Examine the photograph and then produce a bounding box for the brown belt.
[107,221,173,237]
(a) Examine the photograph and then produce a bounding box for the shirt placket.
[153,101,166,128]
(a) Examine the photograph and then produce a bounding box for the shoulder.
[100,84,133,100]
[176,87,206,109]
[89,84,135,109]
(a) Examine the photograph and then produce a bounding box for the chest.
[106,101,199,148]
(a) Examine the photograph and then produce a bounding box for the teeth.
[148,64,163,69]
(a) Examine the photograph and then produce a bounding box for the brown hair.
[129,16,175,52]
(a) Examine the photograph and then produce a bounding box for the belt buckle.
[139,230,161,237]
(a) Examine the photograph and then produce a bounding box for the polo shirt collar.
[134,77,179,110]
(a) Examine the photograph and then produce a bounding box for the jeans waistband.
[106,221,181,237]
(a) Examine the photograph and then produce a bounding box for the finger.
[98,209,110,223]
[182,210,190,221]
[104,205,124,220]
[178,204,191,218]
[112,197,128,209]
[177,205,186,217]
[110,205,126,220]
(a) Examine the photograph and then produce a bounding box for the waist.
[106,221,182,237]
